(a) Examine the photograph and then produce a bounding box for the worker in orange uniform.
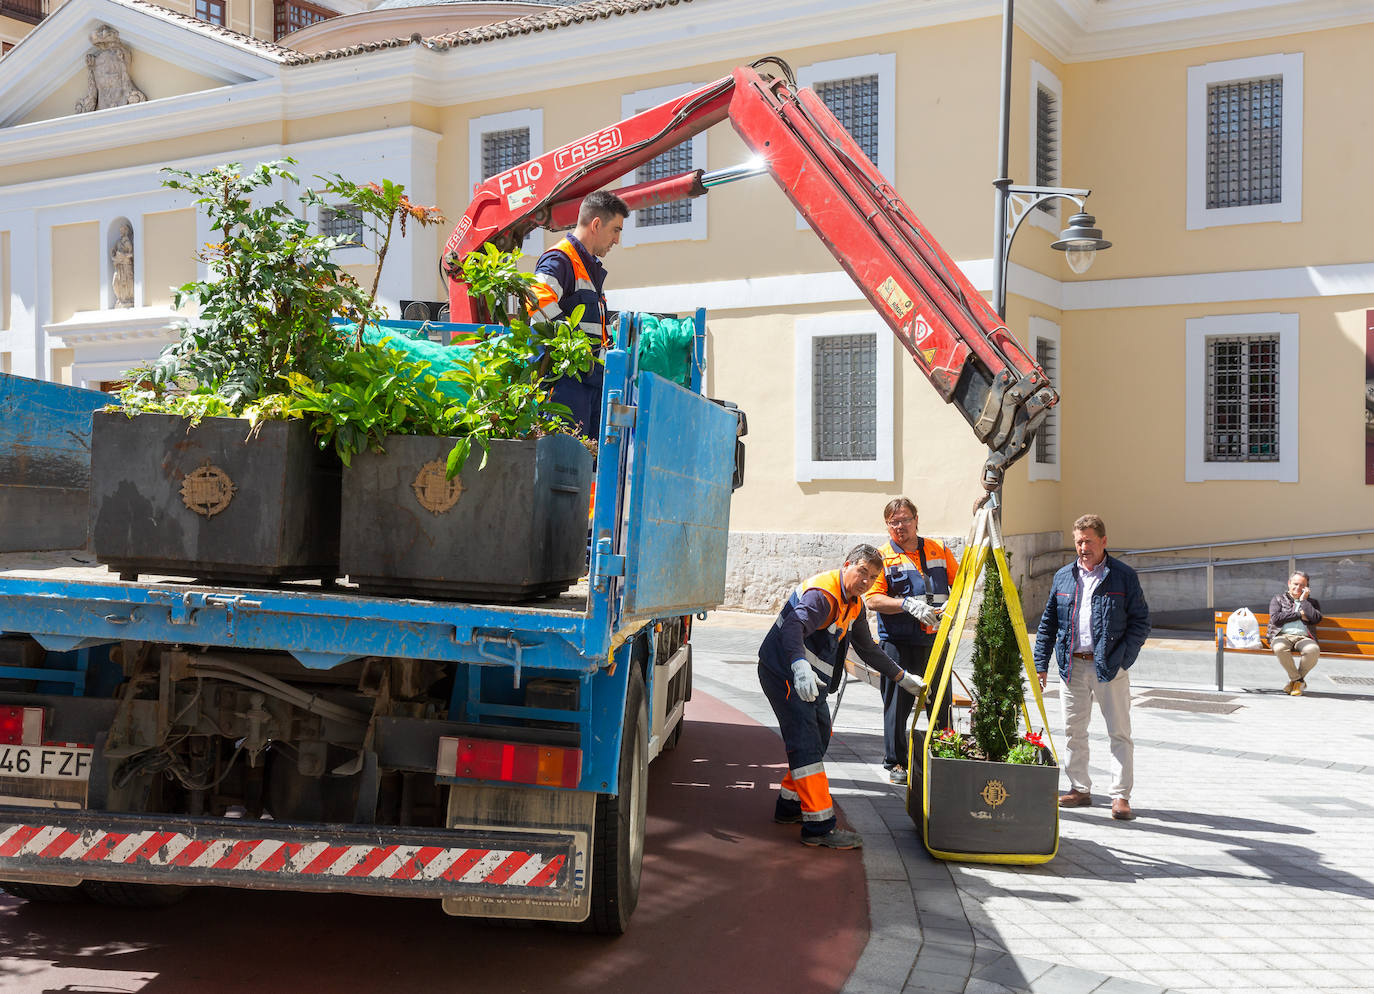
[529,190,629,436]
[757,544,925,850]
[864,498,960,785]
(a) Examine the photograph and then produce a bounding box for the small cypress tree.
[969,557,1024,763]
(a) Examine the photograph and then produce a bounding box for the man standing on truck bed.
[759,544,926,850]
[530,190,629,436]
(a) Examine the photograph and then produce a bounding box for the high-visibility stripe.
[791,762,825,780]
[792,766,833,820]
[0,824,570,889]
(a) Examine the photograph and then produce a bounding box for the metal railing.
[0,0,46,23]
[1029,527,1374,612]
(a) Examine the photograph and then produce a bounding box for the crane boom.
[442,59,1057,491]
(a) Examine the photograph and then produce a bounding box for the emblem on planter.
[980,779,1009,808]
[180,462,237,518]
[412,460,463,514]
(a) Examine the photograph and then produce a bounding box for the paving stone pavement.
[691,612,1374,994]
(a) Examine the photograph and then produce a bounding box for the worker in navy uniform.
[863,498,960,785]
[758,544,925,850]
[529,190,629,436]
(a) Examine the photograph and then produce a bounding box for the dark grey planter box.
[908,746,1058,859]
[340,433,593,602]
[89,412,341,583]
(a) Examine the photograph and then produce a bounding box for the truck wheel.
[0,882,86,904]
[584,664,647,935]
[81,879,190,909]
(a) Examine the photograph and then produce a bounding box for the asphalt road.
[0,691,867,994]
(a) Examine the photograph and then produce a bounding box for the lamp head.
[1051,212,1111,274]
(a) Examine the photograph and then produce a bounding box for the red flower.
[1023,731,1045,748]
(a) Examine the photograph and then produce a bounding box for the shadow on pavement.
[0,693,868,994]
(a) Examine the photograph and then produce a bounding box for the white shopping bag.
[1226,607,1261,648]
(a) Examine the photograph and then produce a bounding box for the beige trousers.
[1272,635,1319,681]
[1060,663,1133,802]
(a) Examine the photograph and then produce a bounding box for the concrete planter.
[89,412,341,583]
[339,433,592,602]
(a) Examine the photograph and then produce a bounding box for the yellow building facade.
[2,0,1370,613]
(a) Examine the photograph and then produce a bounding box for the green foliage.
[149,159,381,411]
[930,727,968,761]
[1003,730,1047,766]
[970,559,1026,763]
[285,246,596,477]
[284,342,457,467]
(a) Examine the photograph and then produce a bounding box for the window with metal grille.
[1034,337,1058,464]
[1035,85,1058,213]
[274,0,332,40]
[812,334,877,461]
[815,75,880,162]
[194,0,225,24]
[634,140,693,227]
[481,128,530,182]
[1206,77,1282,209]
[320,205,363,246]
[1206,334,1279,461]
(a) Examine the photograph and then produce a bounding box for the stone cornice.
[45,305,183,346]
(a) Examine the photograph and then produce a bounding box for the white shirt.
[1073,558,1108,654]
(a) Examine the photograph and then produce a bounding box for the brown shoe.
[1111,798,1134,821]
[1289,680,1305,697]
[1282,680,1296,695]
[1058,789,1092,808]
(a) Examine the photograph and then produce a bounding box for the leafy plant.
[930,727,968,761]
[1004,731,1047,766]
[286,245,596,477]
[969,558,1025,763]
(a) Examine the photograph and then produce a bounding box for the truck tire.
[0,882,86,904]
[81,879,190,909]
[584,664,647,935]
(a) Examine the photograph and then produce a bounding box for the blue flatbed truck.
[0,310,741,934]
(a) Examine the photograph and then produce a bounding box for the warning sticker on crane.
[877,277,914,321]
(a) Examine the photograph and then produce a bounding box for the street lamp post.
[991,0,1111,321]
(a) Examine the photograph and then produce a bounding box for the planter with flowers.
[906,515,1060,863]
[89,161,443,583]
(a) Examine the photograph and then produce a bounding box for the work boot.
[889,766,908,785]
[801,828,863,850]
[773,811,803,825]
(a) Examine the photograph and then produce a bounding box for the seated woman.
[1267,571,1322,696]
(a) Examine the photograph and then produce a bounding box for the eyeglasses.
[886,517,915,528]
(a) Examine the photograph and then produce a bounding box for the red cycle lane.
[0,691,868,994]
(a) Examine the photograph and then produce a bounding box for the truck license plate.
[0,745,93,781]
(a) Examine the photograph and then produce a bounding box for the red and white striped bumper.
[0,808,585,903]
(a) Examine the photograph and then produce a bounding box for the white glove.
[898,671,925,697]
[790,660,819,702]
[902,596,940,627]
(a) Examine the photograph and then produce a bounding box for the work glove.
[897,671,926,698]
[790,659,819,702]
[902,596,940,628]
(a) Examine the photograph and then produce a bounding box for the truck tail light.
[0,707,44,746]
[437,736,581,789]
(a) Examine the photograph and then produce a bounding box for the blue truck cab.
[0,309,742,934]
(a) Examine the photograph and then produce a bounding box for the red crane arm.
[441,60,1057,490]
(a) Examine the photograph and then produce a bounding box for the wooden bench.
[1213,611,1374,690]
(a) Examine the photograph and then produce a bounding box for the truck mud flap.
[0,806,584,904]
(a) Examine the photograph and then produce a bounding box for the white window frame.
[1185,312,1298,482]
[468,108,543,258]
[1186,53,1303,230]
[794,311,894,482]
[1027,316,1060,482]
[795,53,896,230]
[1027,61,1062,235]
[619,83,707,246]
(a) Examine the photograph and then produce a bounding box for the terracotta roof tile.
[284,0,692,65]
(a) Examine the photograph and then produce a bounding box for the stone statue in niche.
[111,222,135,308]
[75,25,146,114]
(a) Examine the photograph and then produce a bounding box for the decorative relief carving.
[111,222,135,308]
[412,460,463,514]
[75,25,146,114]
[181,462,237,518]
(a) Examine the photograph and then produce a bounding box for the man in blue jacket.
[1033,514,1151,821]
